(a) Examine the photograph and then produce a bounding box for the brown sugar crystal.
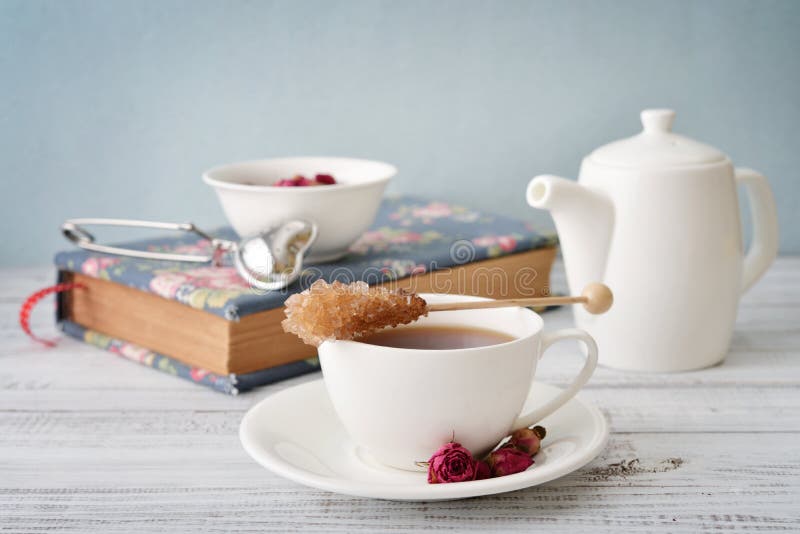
[281,280,428,346]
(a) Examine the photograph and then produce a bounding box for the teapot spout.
[527,175,614,289]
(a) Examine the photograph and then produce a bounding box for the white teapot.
[528,109,778,372]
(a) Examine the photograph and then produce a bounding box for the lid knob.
[641,109,676,134]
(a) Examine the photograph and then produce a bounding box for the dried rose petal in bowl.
[274,174,337,187]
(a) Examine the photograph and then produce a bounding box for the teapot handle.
[735,168,779,293]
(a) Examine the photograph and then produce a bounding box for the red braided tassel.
[19,282,86,347]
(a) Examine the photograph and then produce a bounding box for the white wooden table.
[2,260,799,532]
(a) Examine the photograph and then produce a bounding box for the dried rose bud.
[314,173,336,185]
[509,427,542,456]
[474,460,491,480]
[486,447,534,477]
[427,442,479,484]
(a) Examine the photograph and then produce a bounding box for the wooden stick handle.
[426,283,613,315]
[428,295,585,312]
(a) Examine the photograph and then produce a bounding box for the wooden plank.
[0,433,797,532]
[1,260,799,532]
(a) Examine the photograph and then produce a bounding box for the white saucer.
[239,378,609,501]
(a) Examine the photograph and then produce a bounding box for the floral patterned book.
[55,195,558,394]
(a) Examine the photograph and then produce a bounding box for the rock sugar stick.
[282,280,612,346]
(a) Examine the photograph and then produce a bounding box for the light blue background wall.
[2,0,799,266]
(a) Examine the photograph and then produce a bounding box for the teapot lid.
[587,109,726,168]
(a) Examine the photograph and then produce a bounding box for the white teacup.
[318,293,598,471]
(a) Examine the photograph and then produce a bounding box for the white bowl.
[203,157,395,263]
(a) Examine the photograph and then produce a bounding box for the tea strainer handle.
[61,218,233,264]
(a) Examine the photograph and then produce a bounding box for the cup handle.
[512,328,598,429]
[735,168,779,294]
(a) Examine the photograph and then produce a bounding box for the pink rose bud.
[474,460,491,480]
[509,427,542,456]
[486,447,534,477]
[427,442,478,484]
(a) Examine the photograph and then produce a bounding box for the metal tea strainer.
[61,218,318,291]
